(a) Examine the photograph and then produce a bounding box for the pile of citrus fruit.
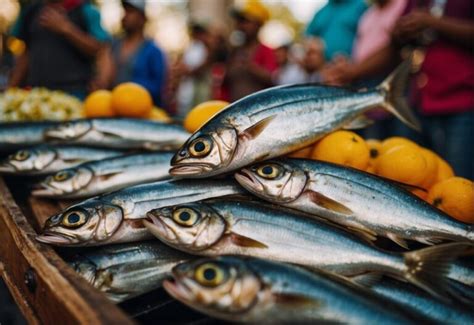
[83,83,170,122]
[288,131,474,224]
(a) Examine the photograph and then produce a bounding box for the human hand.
[321,57,355,86]
[393,10,434,41]
[39,6,74,35]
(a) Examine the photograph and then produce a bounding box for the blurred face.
[303,39,325,72]
[275,47,289,66]
[122,5,145,34]
[235,16,260,40]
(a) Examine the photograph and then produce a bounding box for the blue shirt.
[112,39,167,107]
[306,0,367,60]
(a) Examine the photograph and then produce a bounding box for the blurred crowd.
[2,0,473,178]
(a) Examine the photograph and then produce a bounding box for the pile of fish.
[2,63,473,324]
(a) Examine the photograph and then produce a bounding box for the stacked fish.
[2,62,473,324]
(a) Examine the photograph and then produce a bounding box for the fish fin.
[306,190,353,215]
[62,158,87,164]
[387,233,410,249]
[350,273,383,287]
[273,293,321,308]
[414,237,443,246]
[230,233,268,249]
[403,242,474,301]
[97,171,122,181]
[100,130,126,139]
[242,115,276,140]
[378,59,421,131]
[343,115,374,130]
[347,226,378,243]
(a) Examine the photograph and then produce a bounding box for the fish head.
[45,120,92,140]
[170,127,238,177]
[36,200,124,246]
[70,259,98,284]
[32,167,93,197]
[145,202,226,252]
[235,160,308,203]
[163,257,262,317]
[0,147,55,173]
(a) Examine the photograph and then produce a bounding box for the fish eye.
[14,150,30,161]
[194,263,225,287]
[54,170,72,182]
[62,210,87,228]
[256,164,281,179]
[188,137,212,157]
[172,208,198,226]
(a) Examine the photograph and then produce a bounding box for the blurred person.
[225,0,277,101]
[306,0,367,61]
[302,38,325,83]
[273,44,307,85]
[8,0,109,98]
[323,0,474,179]
[105,0,167,107]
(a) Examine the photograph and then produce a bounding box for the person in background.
[323,0,474,179]
[225,0,277,101]
[273,44,307,85]
[8,0,109,98]
[105,0,167,107]
[305,0,367,61]
[302,38,325,83]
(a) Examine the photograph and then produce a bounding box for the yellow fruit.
[82,90,114,117]
[148,107,171,122]
[184,100,229,133]
[435,156,455,183]
[419,148,439,189]
[380,136,419,155]
[366,139,382,168]
[311,131,370,170]
[288,146,313,159]
[427,177,474,223]
[111,82,153,117]
[411,188,428,201]
[366,165,376,174]
[375,145,428,186]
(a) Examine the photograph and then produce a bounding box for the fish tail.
[378,60,421,131]
[402,242,473,301]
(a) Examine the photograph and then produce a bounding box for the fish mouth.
[36,232,76,245]
[163,277,193,302]
[169,163,214,176]
[31,182,62,197]
[235,170,264,193]
[144,213,169,239]
[0,162,15,173]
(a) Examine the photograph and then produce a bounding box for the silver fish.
[0,121,59,152]
[32,151,174,198]
[164,256,419,324]
[0,145,122,175]
[359,276,474,324]
[146,199,471,299]
[235,159,474,248]
[36,179,246,246]
[170,62,420,178]
[69,241,192,302]
[44,118,190,150]
[448,260,474,287]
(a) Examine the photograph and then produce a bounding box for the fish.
[32,151,174,199]
[43,118,190,150]
[145,199,471,299]
[235,158,474,248]
[36,179,247,246]
[355,276,474,324]
[68,241,193,302]
[0,145,122,175]
[170,61,420,178]
[448,260,474,287]
[0,121,59,152]
[163,256,421,324]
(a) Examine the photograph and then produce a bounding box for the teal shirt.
[306,0,367,60]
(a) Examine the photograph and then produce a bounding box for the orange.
[411,188,428,201]
[366,139,382,169]
[311,131,370,170]
[375,145,428,186]
[427,177,474,223]
[82,90,114,117]
[366,165,376,174]
[419,148,439,189]
[379,136,419,155]
[434,156,455,183]
[148,107,171,122]
[288,145,313,159]
[184,100,229,133]
[111,82,153,117]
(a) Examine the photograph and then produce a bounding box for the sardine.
[43,118,190,150]
[0,121,59,152]
[170,61,420,178]
[145,199,470,299]
[164,256,420,324]
[68,241,193,302]
[0,145,122,175]
[36,179,246,246]
[32,151,174,198]
[448,260,474,287]
[235,158,474,247]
